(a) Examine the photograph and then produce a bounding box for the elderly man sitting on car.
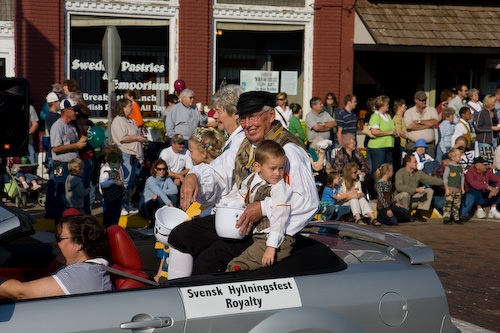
[166,91,318,279]
[394,154,443,221]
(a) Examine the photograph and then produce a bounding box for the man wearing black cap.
[46,98,86,218]
[463,156,500,219]
[166,91,318,278]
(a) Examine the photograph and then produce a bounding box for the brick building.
[6,0,355,118]
[4,0,500,118]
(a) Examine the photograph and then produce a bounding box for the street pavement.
[3,196,499,332]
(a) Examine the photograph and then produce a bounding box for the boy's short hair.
[103,146,123,163]
[458,106,470,118]
[255,140,286,165]
[447,148,461,159]
[442,107,456,120]
[68,158,84,173]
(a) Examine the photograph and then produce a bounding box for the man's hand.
[387,209,393,217]
[416,186,425,193]
[180,174,199,210]
[262,246,276,267]
[75,140,87,149]
[235,201,262,235]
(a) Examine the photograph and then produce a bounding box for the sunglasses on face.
[156,167,166,171]
[55,235,71,243]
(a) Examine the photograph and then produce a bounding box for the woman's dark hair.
[63,79,80,92]
[151,159,168,177]
[324,92,338,108]
[124,90,138,100]
[167,94,179,105]
[61,215,107,259]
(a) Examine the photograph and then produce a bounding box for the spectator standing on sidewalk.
[336,94,358,146]
[442,149,465,224]
[404,91,439,157]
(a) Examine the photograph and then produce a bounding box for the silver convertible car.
[0,205,458,332]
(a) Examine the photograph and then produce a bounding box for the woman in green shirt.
[367,95,398,178]
[289,103,307,144]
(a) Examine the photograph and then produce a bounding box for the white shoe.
[475,208,486,219]
[120,208,129,216]
[32,183,42,191]
[489,208,500,219]
[128,207,139,214]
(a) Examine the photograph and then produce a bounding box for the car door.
[0,286,186,332]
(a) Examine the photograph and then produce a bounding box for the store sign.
[240,70,279,93]
[71,60,166,74]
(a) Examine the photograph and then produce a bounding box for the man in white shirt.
[166,91,318,278]
[158,134,193,187]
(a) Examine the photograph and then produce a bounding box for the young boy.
[65,158,89,213]
[320,171,351,220]
[99,146,126,227]
[226,140,293,271]
[443,148,465,224]
[437,107,456,163]
[413,139,439,175]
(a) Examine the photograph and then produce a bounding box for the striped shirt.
[337,108,358,136]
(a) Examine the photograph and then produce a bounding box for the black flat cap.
[236,91,276,115]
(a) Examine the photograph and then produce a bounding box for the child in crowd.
[65,158,90,213]
[442,148,465,224]
[155,127,225,282]
[7,156,42,190]
[340,162,380,225]
[226,140,294,271]
[437,107,456,163]
[99,146,125,227]
[320,171,351,220]
[375,163,411,225]
[413,139,439,174]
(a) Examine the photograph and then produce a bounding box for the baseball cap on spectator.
[62,208,81,218]
[236,91,276,115]
[473,156,489,165]
[171,134,185,144]
[62,98,81,111]
[46,92,60,103]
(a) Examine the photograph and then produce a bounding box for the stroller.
[3,157,45,208]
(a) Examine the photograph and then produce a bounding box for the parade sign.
[180,278,302,318]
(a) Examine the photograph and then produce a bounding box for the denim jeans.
[322,204,351,221]
[368,147,393,178]
[121,152,138,209]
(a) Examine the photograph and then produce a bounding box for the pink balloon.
[174,79,186,93]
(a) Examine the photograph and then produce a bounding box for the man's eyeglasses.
[419,99,427,102]
[239,110,269,125]
[156,167,166,171]
[277,98,286,101]
[55,235,71,243]
[457,146,465,151]
[188,96,195,99]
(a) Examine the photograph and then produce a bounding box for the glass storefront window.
[70,17,169,119]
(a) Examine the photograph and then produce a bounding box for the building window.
[70,16,169,118]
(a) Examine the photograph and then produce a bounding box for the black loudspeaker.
[0,78,30,157]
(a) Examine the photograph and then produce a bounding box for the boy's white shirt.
[227,172,292,249]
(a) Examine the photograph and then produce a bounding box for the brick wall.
[313,0,355,107]
[178,0,212,106]
[15,0,64,111]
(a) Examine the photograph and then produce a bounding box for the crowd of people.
[4,79,500,297]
